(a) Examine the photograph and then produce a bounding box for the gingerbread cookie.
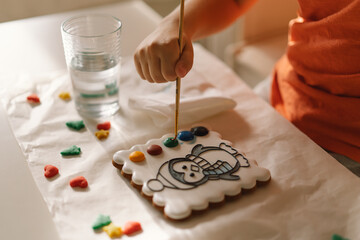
[112,127,271,220]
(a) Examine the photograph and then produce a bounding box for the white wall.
[0,0,298,87]
[1,0,298,42]
[243,0,299,41]
[143,0,178,17]
[231,0,299,87]
[0,0,127,23]
[0,0,180,23]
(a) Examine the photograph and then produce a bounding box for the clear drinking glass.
[61,14,122,118]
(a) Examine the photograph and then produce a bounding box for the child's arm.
[134,0,257,83]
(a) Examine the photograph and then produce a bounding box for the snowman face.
[172,160,205,184]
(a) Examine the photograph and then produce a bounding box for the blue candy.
[177,131,195,141]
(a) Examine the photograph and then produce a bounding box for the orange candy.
[129,151,145,162]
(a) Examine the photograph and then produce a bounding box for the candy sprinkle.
[66,120,85,131]
[59,92,71,100]
[44,165,59,178]
[95,130,110,140]
[97,121,111,130]
[61,145,81,156]
[69,176,88,188]
[123,221,142,235]
[103,223,122,238]
[27,94,40,103]
[92,214,112,230]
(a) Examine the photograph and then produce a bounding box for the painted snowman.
[147,143,250,192]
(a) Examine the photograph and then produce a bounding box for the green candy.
[163,137,179,148]
[92,214,112,230]
[332,234,349,240]
[61,145,81,156]
[66,120,85,130]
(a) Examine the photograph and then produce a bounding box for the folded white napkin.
[122,59,236,128]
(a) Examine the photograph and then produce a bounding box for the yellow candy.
[103,223,122,238]
[59,92,71,100]
[129,151,145,162]
[95,130,110,140]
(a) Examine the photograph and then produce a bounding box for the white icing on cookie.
[113,130,271,220]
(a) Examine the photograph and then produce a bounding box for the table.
[0,1,161,239]
[1,1,359,240]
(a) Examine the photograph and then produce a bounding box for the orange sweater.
[271,0,360,162]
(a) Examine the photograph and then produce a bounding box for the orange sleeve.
[271,0,360,162]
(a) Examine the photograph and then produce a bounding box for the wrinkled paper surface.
[0,45,359,240]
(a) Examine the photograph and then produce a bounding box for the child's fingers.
[134,54,146,80]
[175,41,194,78]
[139,58,154,83]
[134,47,154,82]
[149,56,167,83]
[134,30,193,83]
[159,52,178,82]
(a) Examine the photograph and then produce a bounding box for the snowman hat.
[146,161,194,192]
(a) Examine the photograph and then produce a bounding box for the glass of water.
[61,14,122,118]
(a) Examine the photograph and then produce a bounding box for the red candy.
[69,176,88,188]
[97,121,111,130]
[44,165,59,178]
[123,221,142,235]
[27,94,40,103]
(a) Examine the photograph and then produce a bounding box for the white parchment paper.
[0,45,359,240]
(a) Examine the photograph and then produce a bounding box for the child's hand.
[134,20,193,83]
